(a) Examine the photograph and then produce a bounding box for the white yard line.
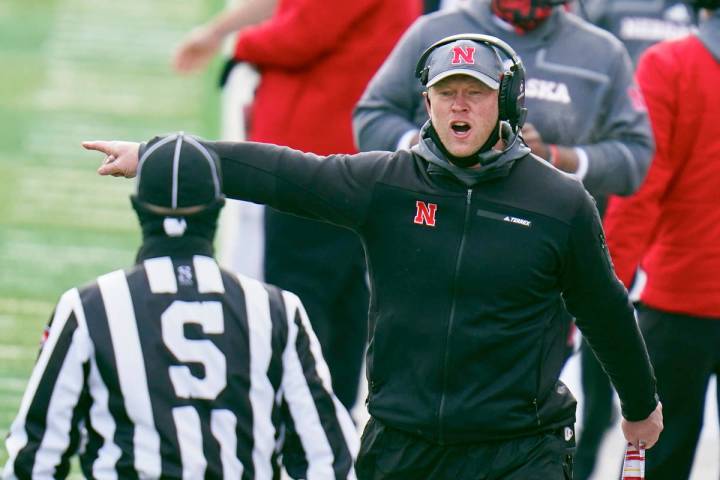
[0,298,54,316]
[0,377,29,392]
[0,344,35,360]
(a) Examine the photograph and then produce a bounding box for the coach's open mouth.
[451,121,471,137]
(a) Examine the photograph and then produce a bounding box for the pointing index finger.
[81,140,112,155]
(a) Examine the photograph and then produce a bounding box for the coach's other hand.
[83,141,141,178]
[622,401,663,450]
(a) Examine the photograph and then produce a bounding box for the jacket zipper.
[438,188,473,444]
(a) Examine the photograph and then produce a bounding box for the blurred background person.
[174,0,422,412]
[174,0,277,282]
[568,1,698,477]
[603,2,720,478]
[581,0,697,65]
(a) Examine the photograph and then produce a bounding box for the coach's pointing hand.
[83,140,140,178]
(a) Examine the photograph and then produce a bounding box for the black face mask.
[491,0,558,31]
[426,122,501,167]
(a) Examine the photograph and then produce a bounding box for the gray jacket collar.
[698,10,720,62]
[413,121,531,187]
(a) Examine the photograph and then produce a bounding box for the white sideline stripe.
[0,345,35,360]
[237,274,276,478]
[98,270,161,478]
[194,256,225,294]
[0,298,54,315]
[145,257,178,294]
[0,378,28,392]
[173,406,206,480]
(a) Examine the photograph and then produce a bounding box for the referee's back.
[3,133,358,479]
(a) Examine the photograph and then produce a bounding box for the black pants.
[637,304,720,480]
[574,339,616,480]
[356,418,574,480]
[265,209,368,409]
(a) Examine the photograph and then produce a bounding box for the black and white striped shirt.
[3,255,358,479]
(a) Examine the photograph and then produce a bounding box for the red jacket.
[603,34,720,317]
[233,0,421,155]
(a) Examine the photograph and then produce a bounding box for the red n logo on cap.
[451,46,475,65]
[414,201,437,227]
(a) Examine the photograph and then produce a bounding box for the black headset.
[415,33,527,132]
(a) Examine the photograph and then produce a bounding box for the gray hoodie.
[353,0,654,201]
[414,120,531,186]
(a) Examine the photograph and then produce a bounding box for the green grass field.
[0,0,221,470]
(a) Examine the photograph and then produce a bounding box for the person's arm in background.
[231,0,380,68]
[278,291,359,479]
[560,190,662,449]
[521,123,589,180]
[579,46,655,195]
[353,18,428,152]
[603,44,680,286]
[173,0,278,74]
[3,289,92,480]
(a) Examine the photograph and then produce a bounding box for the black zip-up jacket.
[185,135,658,444]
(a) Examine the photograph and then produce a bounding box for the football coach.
[84,34,663,479]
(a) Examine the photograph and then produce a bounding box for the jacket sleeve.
[560,192,658,422]
[579,46,654,196]
[278,292,359,480]
[353,17,427,151]
[232,0,380,68]
[204,139,388,230]
[603,45,680,287]
[3,289,92,480]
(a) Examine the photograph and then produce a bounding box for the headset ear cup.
[510,64,526,129]
[498,66,526,130]
[498,72,514,126]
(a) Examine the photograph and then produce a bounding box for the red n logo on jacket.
[451,46,475,65]
[414,201,437,227]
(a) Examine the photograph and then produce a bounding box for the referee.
[3,134,358,479]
